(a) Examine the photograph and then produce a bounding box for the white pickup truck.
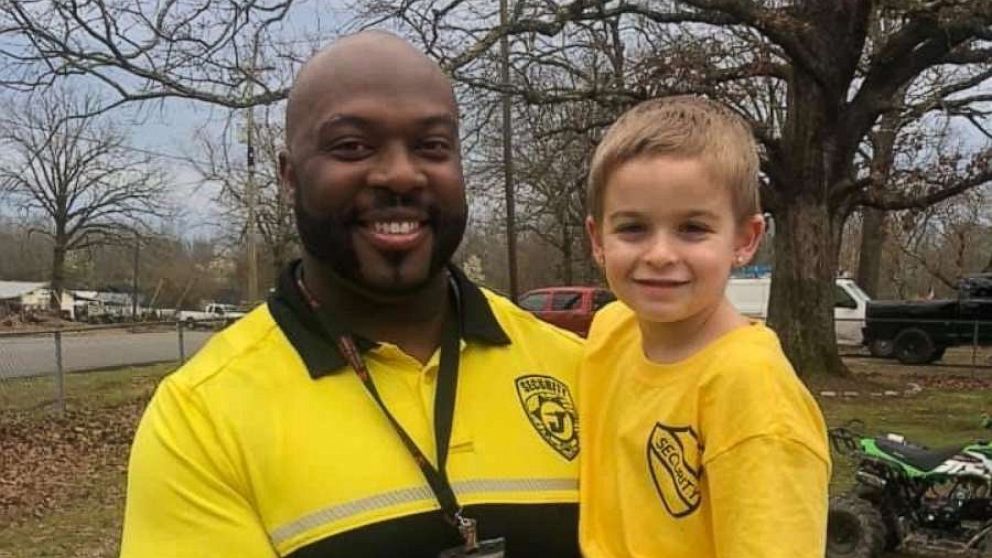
[725,277,871,345]
[176,303,246,329]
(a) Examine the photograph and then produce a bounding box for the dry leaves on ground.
[0,399,148,528]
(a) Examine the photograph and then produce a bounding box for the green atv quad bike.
[827,420,992,558]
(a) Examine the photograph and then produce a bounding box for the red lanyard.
[295,271,479,550]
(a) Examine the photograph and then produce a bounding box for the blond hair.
[587,96,760,221]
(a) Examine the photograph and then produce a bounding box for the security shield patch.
[515,375,579,461]
[647,423,703,518]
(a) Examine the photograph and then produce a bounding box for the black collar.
[267,260,511,379]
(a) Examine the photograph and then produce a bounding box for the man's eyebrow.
[419,114,458,130]
[316,115,371,136]
[314,113,458,137]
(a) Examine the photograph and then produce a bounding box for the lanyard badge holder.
[298,272,506,556]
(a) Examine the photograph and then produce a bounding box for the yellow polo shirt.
[579,302,830,558]
[121,263,583,557]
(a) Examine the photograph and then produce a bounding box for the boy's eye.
[613,222,646,235]
[679,222,713,236]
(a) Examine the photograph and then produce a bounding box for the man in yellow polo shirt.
[120,31,582,558]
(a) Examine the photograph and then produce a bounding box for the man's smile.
[357,217,431,252]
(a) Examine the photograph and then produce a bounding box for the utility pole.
[500,0,518,301]
[244,36,260,303]
[132,231,140,320]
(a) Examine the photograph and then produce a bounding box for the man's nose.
[367,144,427,193]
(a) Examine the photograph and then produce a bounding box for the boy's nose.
[642,235,679,267]
[367,145,427,193]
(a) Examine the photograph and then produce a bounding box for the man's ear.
[278,150,296,203]
[734,213,766,266]
[586,215,605,268]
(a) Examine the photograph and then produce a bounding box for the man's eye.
[329,140,372,159]
[418,139,452,157]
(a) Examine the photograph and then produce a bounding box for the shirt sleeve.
[705,435,829,558]
[120,377,277,558]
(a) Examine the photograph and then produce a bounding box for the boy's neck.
[638,299,751,364]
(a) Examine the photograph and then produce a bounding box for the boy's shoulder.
[699,325,820,426]
[698,324,828,461]
[702,323,795,381]
[586,300,638,347]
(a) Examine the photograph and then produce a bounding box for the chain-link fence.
[3,315,990,414]
[0,320,225,414]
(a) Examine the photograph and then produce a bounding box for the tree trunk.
[855,91,902,300]
[856,207,885,298]
[50,242,66,314]
[560,222,573,285]
[767,197,849,378]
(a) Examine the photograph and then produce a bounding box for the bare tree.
[0,215,50,280]
[192,108,297,288]
[0,0,302,114]
[357,0,992,378]
[888,186,992,293]
[0,90,171,310]
[5,0,990,376]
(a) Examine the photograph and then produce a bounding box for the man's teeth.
[372,221,421,235]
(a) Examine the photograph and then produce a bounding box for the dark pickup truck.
[862,274,992,364]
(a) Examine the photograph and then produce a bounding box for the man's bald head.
[285,31,456,147]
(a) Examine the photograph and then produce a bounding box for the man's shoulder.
[478,287,584,350]
[168,304,286,391]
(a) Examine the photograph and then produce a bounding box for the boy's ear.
[734,213,766,266]
[586,215,605,268]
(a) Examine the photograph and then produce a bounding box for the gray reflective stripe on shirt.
[269,477,577,547]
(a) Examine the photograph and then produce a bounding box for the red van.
[518,286,615,337]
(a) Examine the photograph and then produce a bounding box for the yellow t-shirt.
[579,303,830,558]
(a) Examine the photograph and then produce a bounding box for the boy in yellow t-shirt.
[579,96,830,558]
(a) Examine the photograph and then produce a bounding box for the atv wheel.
[893,328,936,365]
[868,339,894,358]
[827,494,885,558]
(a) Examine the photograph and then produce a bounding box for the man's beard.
[293,187,467,297]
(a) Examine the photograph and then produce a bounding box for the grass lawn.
[0,363,175,558]
[823,387,991,490]
[0,359,989,557]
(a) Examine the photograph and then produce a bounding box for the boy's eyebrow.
[606,208,722,222]
[606,210,643,222]
[682,209,721,220]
